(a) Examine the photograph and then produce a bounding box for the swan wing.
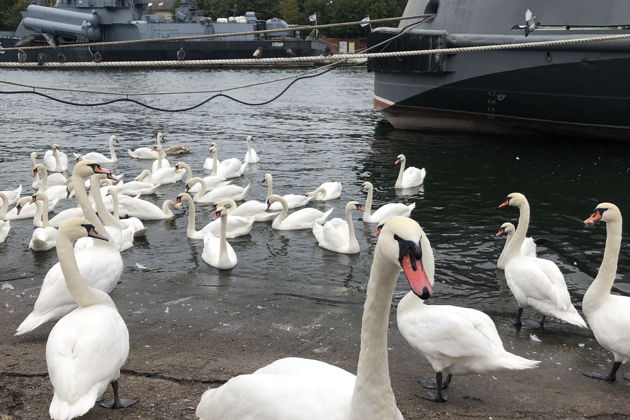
[47,305,128,418]
[402,167,426,187]
[589,295,630,356]
[398,304,501,360]
[314,218,348,250]
[196,357,354,420]
[521,237,537,257]
[370,202,415,221]
[82,152,109,163]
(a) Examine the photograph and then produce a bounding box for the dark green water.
[0,66,628,323]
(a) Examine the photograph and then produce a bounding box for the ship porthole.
[92,51,102,63]
[177,47,186,61]
[424,0,439,15]
[545,52,552,63]
[57,53,66,63]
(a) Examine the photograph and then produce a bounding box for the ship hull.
[374,56,630,138]
[0,38,327,64]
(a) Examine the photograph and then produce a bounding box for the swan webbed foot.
[513,307,523,328]
[416,391,448,403]
[583,361,621,382]
[99,380,138,409]
[418,374,452,390]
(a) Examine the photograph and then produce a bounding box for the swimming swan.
[361,181,414,224]
[312,201,363,254]
[267,194,332,231]
[394,154,425,189]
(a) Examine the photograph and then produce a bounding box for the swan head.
[173,193,187,210]
[15,197,31,215]
[266,194,284,209]
[185,178,202,193]
[30,152,38,159]
[361,181,373,191]
[306,187,326,198]
[498,192,527,208]
[346,201,365,212]
[52,143,61,151]
[73,153,83,162]
[496,222,515,237]
[374,216,434,300]
[262,173,272,184]
[59,218,109,242]
[211,199,237,213]
[584,202,620,224]
[110,135,119,144]
[212,205,228,221]
[395,154,406,165]
[246,135,253,142]
[73,160,114,180]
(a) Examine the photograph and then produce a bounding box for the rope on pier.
[1,31,630,69]
[0,14,433,52]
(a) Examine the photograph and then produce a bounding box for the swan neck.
[53,148,61,169]
[183,163,192,182]
[157,147,163,169]
[505,202,530,260]
[57,232,105,307]
[590,219,622,297]
[219,213,228,260]
[211,151,218,177]
[90,176,117,228]
[350,246,399,419]
[194,178,207,199]
[346,206,357,244]
[186,197,198,236]
[364,186,373,216]
[266,177,273,199]
[162,200,174,217]
[37,165,48,190]
[0,193,8,219]
[109,138,117,161]
[40,195,50,227]
[72,174,106,233]
[395,160,406,187]
[277,197,288,222]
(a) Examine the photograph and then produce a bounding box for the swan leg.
[583,361,621,382]
[513,307,523,328]
[99,380,138,409]
[539,315,546,329]
[416,372,448,402]
[418,374,452,390]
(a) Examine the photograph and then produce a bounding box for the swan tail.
[133,227,148,237]
[494,352,540,371]
[15,305,75,335]
[15,184,23,195]
[315,208,334,225]
[554,309,588,329]
[49,387,99,420]
[406,202,416,216]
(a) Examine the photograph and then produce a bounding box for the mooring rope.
[0,14,433,52]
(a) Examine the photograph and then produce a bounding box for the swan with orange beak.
[394,218,539,403]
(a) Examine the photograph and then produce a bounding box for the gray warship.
[0,0,329,64]
[369,0,630,139]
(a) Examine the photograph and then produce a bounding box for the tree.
[0,0,30,31]
[278,0,302,24]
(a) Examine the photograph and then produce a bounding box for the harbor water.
[1,67,630,418]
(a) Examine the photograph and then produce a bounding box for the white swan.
[205,200,254,238]
[15,161,123,335]
[394,154,425,188]
[211,198,277,222]
[127,132,166,159]
[115,176,159,196]
[208,145,247,179]
[361,181,415,223]
[31,152,66,189]
[176,161,229,193]
[498,192,587,328]
[137,164,184,186]
[201,205,237,270]
[307,181,342,201]
[34,164,70,203]
[0,183,22,206]
[267,194,332,231]
[44,143,68,173]
[263,173,312,210]
[243,135,259,164]
[29,192,58,251]
[7,191,60,220]
[81,134,119,164]
[151,144,171,172]
[0,192,11,243]
[496,222,538,270]
[195,216,421,420]
[46,218,136,420]
[117,194,174,220]
[313,201,363,254]
[582,203,630,382]
[173,193,215,239]
[203,142,218,171]
[186,177,249,204]
[395,220,539,402]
